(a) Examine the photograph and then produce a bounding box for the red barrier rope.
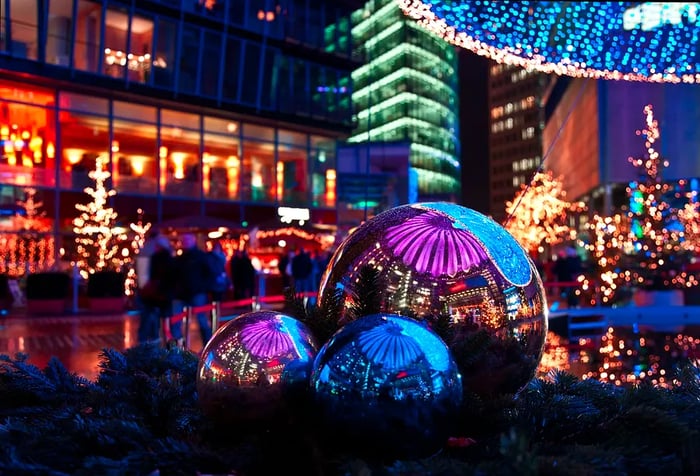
[168,292,318,325]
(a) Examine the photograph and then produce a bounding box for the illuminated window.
[522,127,535,139]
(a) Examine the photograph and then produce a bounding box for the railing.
[166,281,588,350]
[166,292,318,349]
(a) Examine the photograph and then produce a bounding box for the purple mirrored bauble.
[197,310,318,424]
[318,202,548,397]
[310,313,463,460]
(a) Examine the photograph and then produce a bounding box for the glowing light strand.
[397,0,700,84]
[72,156,122,278]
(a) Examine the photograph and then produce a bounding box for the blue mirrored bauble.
[318,203,548,397]
[197,311,318,424]
[310,313,463,459]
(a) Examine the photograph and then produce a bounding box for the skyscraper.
[488,63,548,223]
[348,0,461,202]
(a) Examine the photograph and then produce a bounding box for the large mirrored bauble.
[197,311,318,425]
[318,202,548,397]
[310,313,463,460]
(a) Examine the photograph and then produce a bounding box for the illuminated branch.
[72,156,122,277]
[504,170,583,255]
[586,105,698,304]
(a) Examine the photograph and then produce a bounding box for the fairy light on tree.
[72,156,120,277]
[16,187,49,232]
[13,187,53,274]
[586,105,698,304]
[504,170,583,256]
[622,105,697,290]
[124,208,152,296]
[678,198,700,254]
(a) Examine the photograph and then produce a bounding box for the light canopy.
[398,1,700,83]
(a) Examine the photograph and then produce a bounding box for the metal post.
[183,306,192,349]
[210,301,220,334]
[72,264,80,314]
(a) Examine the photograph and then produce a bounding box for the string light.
[72,156,123,278]
[397,1,700,84]
[504,170,585,255]
[584,105,698,304]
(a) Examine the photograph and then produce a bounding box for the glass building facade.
[347,0,460,201]
[0,0,362,243]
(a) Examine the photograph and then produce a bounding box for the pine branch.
[282,285,309,321]
[305,286,345,345]
[346,265,385,321]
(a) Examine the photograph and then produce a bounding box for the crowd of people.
[135,229,331,347]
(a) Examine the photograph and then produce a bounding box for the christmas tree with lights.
[588,105,698,304]
[72,156,120,278]
[621,105,697,291]
[504,169,583,256]
[15,187,49,232]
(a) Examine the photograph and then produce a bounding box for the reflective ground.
[0,311,207,380]
[3,308,699,385]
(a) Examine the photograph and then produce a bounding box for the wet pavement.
[0,310,207,381]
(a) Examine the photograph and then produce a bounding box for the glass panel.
[47,0,73,66]
[242,123,273,141]
[278,144,307,206]
[0,0,4,53]
[277,56,293,114]
[74,0,101,73]
[203,126,240,201]
[186,0,225,18]
[113,101,156,122]
[153,17,176,89]
[103,7,128,79]
[310,63,327,120]
[259,45,278,110]
[310,136,336,208]
[307,2,324,49]
[222,37,241,103]
[59,112,109,190]
[112,118,156,195]
[161,108,199,129]
[241,140,274,203]
[160,119,200,198]
[246,0,283,37]
[0,184,56,276]
[292,58,308,115]
[0,97,57,188]
[200,30,221,98]
[228,1,245,27]
[240,41,260,106]
[58,91,108,114]
[126,13,154,84]
[9,0,38,60]
[204,116,238,135]
[177,25,200,94]
[278,129,306,146]
[286,0,306,44]
[0,79,55,106]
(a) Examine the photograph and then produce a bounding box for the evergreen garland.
[1,275,700,475]
[0,345,698,474]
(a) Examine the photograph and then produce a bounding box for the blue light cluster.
[398,1,700,83]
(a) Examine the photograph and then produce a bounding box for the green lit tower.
[348,0,460,201]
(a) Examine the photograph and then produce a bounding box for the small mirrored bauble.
[310,313,463,460]
[197,310,318,425]
[318,202,548,397]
